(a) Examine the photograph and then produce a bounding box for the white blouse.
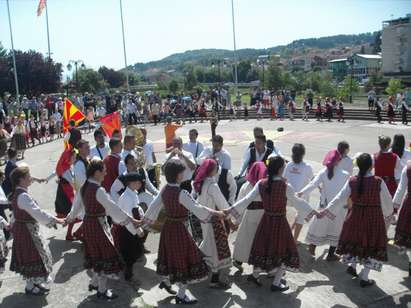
[393,166,409,207]
[197,177,230,211]
[117,187,144,236]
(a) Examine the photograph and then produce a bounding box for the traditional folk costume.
[0,216,9,275]
[401,100,410,125]
[194,160,231,287]
[10,187,58,295]
[302,100,310,121]
[373,151,401,197]
[387,101,395,123]
[325,101,333,121]
[337,102,344,122]
[67,179,139,298]
[229,177,315,290]
[102,153,121,192]
[11,122,27,153]
[232,162,267,265]
[300,151,350,257]
[323,173,393,286]
[316,101,323,121]
[393,166,411,275]
[143,183,217,303]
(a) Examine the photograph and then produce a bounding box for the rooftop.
[356,54,382,60]
[328,58,347,63]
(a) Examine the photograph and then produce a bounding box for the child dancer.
[337,99,345,122]
[321,153,393,287]
[0,215,9,285]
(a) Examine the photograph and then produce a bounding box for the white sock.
[90,272,98,287]
[98,275,107,293]
[406,250,411,262]
[272,268,286,286]
[176,283,187,298]
[252,267,262,279]
[26,279,35,290]
[359,267,370,281]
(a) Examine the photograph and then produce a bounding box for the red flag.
[63,98,85,133]
[37,0,46,16]
[100,112,121,138]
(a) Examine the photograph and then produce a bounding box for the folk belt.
[14,219,36,223]
[165,216,187,223]
[264,211,286,217]
[85,213,105,218]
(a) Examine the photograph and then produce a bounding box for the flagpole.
[6,0,20,103]
[119,0,130,92]
[230,0,239,100]
[45,0,52,60]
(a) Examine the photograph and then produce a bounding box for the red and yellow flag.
[100,112,121,138]
[37,0,46,16]
[63,98,85,133]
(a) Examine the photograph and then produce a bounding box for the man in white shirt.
[126,99,138,125]
[238,135,273,177]
[119,135,137,175]
[90,129,110,160]
[163,137,196,192]
[73,139,90,191]
[96,104,106,118]
[141,128,158,188]
[183,129,204,161]
[198,135,232,170]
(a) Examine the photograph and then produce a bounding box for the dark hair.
[337,141,349,156]
[10,166,30,198]
[212,135,223,145]
[392,134,405,158]
[164,160,186,183]
[253,127,264,136]
[112,129,121,135]
[356,153,372,196]
[124,153,135,166]
[109,138,122,150]
[76,139,89,150]
[266,156,285,194]
[189,129,198,136]
[291,143,305,164]
[378,135,391,150]
[255,134,266,144]
[81,159,105,198]
[94,129,104,138]
[7,147,17,159]
[123,135,134,145]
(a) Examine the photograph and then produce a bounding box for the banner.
[37,0,46,16]
[63,98,85,133]
[100,112,121,138]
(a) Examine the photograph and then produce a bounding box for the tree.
[77,68,106,93]
[337,76,359,101]
[237,60,252,82]
[128,72,140,86]
[266,63,283,90]
[385,78,403,96]
[194,66,205,83]
[169,79,179,93]
[184,69,197,91]
[372,31,382,53]
[98,66,125,88]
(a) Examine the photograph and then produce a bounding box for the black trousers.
[403,111,408,124]
[376,107,382,123]
[180,180,192,193]
[147,168,158,188]
[128,113,138,125]
[152,114,158,125]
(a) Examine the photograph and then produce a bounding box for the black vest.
[218,168,230,201]
[76,156,90,170]
[248,147,273,170]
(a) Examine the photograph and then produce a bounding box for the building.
[382,14,411,80]
[328,54,382,82]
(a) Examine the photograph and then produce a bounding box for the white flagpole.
[45,0,52,60]
[119,0,130,92]
[6,0,20,103]
[231,0,239,100]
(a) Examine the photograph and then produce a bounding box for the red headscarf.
[56,149,74,177]
[193,159,218,193]
[322,149,341,168]
[246,161,268,186]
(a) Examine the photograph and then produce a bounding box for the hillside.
[131,32,378,74]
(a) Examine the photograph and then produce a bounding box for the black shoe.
[88,284,98,292]
[209,281,230,289]
[97,289,118,300]
[34,283,50,292]
[175,295,198,305]
[360,279,375,288]
[233,260,243,273]
[25,286,47,296]
[346,266,358,277]
[271,283,290,292]
[159,281,177,295]
[247,274,262,287]
[408,262,411,277]
[124,267,133,281]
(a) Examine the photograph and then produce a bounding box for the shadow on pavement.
[1,292,48,308]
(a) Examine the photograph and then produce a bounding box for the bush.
[385,78,403,96]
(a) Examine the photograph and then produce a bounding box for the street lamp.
[257,55,269,89]
[67,60,85,93]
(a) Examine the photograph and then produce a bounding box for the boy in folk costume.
[320,153,393,287]
[9,166,64,295]
[232,162,267,272]
[298,149,350,260]
[374,136,401,197]
[193,159,235,289]
[143,160,225,304]
[226,156,316,292]
[66,160,141,300]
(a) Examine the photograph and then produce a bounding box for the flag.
[100,112,121,138]
[63,98,85,133]
[37,0,46,16]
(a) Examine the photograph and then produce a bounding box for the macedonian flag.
[63,98,85,133]
[37,0,46,17]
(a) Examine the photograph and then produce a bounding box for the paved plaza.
[1,118,411,308]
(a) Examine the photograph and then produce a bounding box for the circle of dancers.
[1,125,411,305]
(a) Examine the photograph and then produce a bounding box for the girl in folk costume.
[115,172,145,281]
[54,149,81,241]
[374,135,401,198]
[315,98,323,121]
[391,134,411,179]
[387,96,396,124]
[28,114,40,147]
[271,95,277,120]
[143,160,225,304]
[66,159,141,300]
[232,161,267,272]
[298,149,350,260]
[288,100,296,121]
[320,153,393,287]
[325,98,333,122]
[337,99,345,122]
[194,159,233,289]
[226,156,316,292]
[243,102,249,121]
[337,141,354,176]
[393,164,411,276]
[302,97,310,121]
[9,166,64,295]
[39,115,47,144]
[11,115,27,159]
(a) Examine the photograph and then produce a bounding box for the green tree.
[337,76,359,101]
[373,31,382,53]
[98,66,125,88]
[77,68,106,93]
[237,60,252,83]
[184,69,197,90]
[385,78,403,96]
[266,63,283,90]
[194,66,205,83]
[128,72,140,86]
[169,79,179,93]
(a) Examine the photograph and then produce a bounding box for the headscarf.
[246,161,268,186]
[322,149,341,168]
[56,149,74,177]
[193,159,217,193]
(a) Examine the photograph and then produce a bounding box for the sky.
[0,0,410,71]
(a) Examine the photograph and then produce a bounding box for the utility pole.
[119,0,130,92]
[6,0,20,103]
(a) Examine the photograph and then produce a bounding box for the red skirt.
[10,222,49,278]
[395,198,411,248]
[82,216,124,274]
[157,220,208,284]
[212,218,230,261]
[337,206,387,261]
[248,214,299,271]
